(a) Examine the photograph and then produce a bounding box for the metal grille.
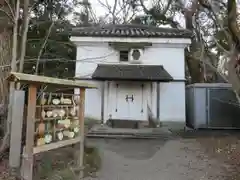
[119,51,128,62]
[185,88,193,127]
[208,88,240,128]
[186,84,240,129]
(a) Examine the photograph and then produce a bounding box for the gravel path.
[86,137,230,180]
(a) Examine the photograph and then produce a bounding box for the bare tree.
[226,0,240,101]
[35,0,69,75]
[18,0,31,74]
[0,0,20,157]
[183,0,240,101]
[96,0,140,24]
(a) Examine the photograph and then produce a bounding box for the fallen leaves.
[197,134,240,180]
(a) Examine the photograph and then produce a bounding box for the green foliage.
[0,0,229,82]
[25,19,75,77]
[0,0,92,78]
[22,0,76,78]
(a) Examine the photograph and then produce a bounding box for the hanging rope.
[141,84,144,113]
[115,83,118,112]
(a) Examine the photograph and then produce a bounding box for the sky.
[89,0,153,17]
[90,0,108,17]
[87,0,185,27]
[68,0,186,27]
[89,0,240,18]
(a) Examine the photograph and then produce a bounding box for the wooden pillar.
[78,87,85,179]
[21,84,37,180]
[9,90,25,172]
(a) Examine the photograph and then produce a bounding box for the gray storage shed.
[186,83,240,129]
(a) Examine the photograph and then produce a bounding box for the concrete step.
[86,133,164,139]
[87,130,172,139]
[87,123,172,139]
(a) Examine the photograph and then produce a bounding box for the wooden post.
[9,90,25,171]
[21,84,37,180]
[78,88,85,179]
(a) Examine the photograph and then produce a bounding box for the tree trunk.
[184,1,204,83]
[0,30,12,133]
[0,0,20,157]
[227,0,240,103]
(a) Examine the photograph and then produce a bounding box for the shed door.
[115,83,131,120]
[111,82,147,121]
[127,84,147,121]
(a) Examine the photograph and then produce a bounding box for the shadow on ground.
[86,129,240,180]
[87,129,240,161]
[87,138,170,160]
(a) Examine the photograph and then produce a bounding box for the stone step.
[87,133,168,139]
[86,130,172,139]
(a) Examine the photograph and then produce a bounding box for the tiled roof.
[92,64,173,81]
[71,24,192,38]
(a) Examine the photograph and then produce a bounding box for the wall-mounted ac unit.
[128,48,143,64]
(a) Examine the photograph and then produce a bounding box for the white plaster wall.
[75,43,117,120]
[141,46,185,79]
[74,40,187,121]
[159,82,186,122]
[75,43,185,80]
[75,43,118,78]
[74,80,102,120]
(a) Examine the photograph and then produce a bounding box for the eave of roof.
[91,64,173,82]
[71,24,192,39]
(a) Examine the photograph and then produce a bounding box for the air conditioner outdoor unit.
[128,48,143,64]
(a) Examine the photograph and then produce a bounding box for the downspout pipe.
[156,82,160,120]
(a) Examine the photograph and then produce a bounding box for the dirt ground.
[192,131,240,180]
[1,130,240,180]
[86,130,240,180]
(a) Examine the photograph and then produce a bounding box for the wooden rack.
[34,92,82,154]
[7,72,96,180]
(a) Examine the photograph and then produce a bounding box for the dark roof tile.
[92,64,173,81]
[71,24,192,38]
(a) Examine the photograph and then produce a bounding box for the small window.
[119,50,129,62]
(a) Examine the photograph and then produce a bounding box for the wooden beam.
[33,137,82,154]
[7,72,97,88]
[21,85,37,180]
[78,88,86,179]
[109,42,152,51]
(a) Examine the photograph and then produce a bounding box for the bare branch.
[0,0,20,159]
[212,36,230,55]
[0,8,14,23]
[139,0,179,28]
[97,0,136,24]
[35,1,67,74]
[227,46,240,92]
[139,0,148,13]
[18,0,31,74]
[228,0,240,45]
[97,0,120,23]
[199,29,228,82]
[123,0,132,23]
[200,1,231,46]
[112,0,118,24]
[162,0,173,15]
[4,0,14,19]
[29,1,38,11]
